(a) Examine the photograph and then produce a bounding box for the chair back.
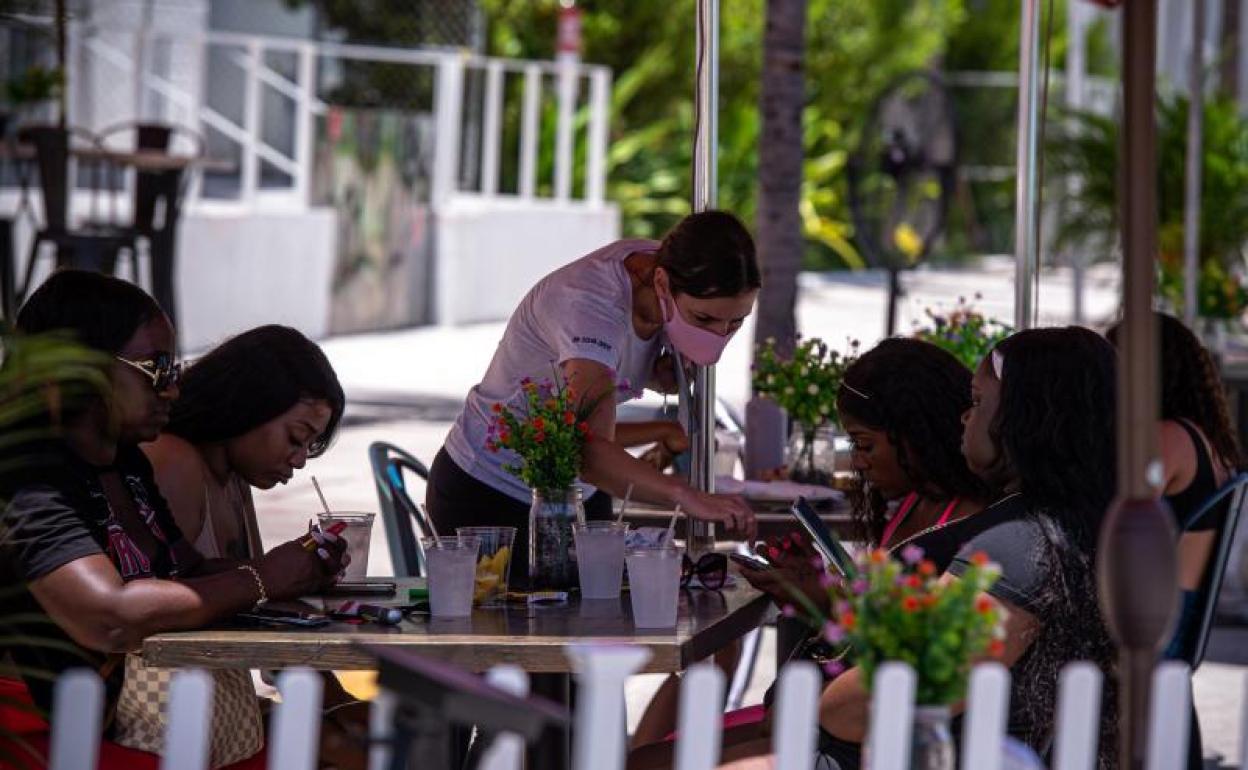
[1177,471,1248,669]
[368,441,432,576]
[17,124,69,231]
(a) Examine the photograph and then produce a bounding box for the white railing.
[29,651,1241,770]
[60,24,611,212]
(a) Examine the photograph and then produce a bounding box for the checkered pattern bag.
[113,653,264,768]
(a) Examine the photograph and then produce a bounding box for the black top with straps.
[1165,419,1227,533]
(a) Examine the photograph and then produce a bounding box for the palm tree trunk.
[752,0,806,360]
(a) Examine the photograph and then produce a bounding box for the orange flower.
[902,596,920,613]
[970,551,990,567]
[922,594,939,608]
[988,638,1006,658]
[545,399,558,411]
[869,549,888,564]
[918,560,937,576]
[840,611,856,630]
[564,411,576,426]
[499,431,511,445]
[532,417,546,431]
[976,596,994,614]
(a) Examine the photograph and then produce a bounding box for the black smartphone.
[323,581,399,597]
[237,607,331,628]
[790,496,859,579]
[729,552,773,572]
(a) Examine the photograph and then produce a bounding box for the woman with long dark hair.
[1108,312,1244,657]
[144,325,346,561]
[428,210,762,579]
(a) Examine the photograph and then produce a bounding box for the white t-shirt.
[443,239,664,503]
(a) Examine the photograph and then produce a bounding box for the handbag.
[113,653,264,768]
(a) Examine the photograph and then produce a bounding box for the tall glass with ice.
[572,521,628,599]
[625,544,682,628]
[422,536,480,617]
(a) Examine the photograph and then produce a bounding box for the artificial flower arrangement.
[486,374,603,494]
[911,295,1012,372]
[793,545,1005,706]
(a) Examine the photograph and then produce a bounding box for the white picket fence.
[31,648,1246,770]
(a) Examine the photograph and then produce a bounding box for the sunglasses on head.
[681,552,728,590]
[115,352,181,392]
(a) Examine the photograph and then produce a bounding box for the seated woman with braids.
[717,327,1121,770]
[628,338,992,769]
[1108,312,1244,659]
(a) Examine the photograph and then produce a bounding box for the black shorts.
[425,448,612,587]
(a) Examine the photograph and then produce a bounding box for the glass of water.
[422,536,481,617]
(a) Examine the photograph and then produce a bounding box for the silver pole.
[1014,0,1042,330]
[689,0,719,555]
[1184,0,1206,329]
[1065,0,1087,325]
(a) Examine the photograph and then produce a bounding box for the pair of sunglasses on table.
[681,552,729,590]
[115,352,182,392]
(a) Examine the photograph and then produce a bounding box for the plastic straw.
[615,483,635,525]
[665,504,682,545]
[311,476,332,517]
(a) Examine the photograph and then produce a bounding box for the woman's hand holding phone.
[737,533,832,615]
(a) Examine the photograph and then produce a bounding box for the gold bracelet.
[238,565,268,607]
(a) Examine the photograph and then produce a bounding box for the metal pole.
[688,0,719,555]
[1013,0,1042,330]
[1066,0,1088,325]
[1097,2,1179,768]
[1184,0,1206,328]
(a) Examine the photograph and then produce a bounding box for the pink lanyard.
[880,493,959,548]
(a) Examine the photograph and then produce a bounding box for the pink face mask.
[659,287,737,366]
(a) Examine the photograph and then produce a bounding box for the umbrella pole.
[1013,0,1042,330]
[688,0,719,555]
[1097,2,1178,768]
[1184,0,1206,328]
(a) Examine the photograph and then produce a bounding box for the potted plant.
[911,295,1012,371]
[486,375,609,590]
[752,336,858,486]
[817,546,1005,770]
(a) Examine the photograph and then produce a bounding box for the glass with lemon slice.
[456,526,516,606]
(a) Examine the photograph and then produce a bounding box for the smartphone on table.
[237,606,331,628]
[322,581,398,597]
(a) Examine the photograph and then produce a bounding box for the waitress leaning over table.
[427,210,761,581]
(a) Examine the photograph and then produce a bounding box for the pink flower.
[818,572,838,589]
[851,579,868,595]
[822,660,847,678]
[823,621,845,644]
[901,544,924,565]
[780,604,796,618]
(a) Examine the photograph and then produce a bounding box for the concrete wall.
[433,198,621,326]
[177,206,337,352]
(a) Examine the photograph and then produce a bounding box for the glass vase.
[910,705,955,770]
[785,422,837,487]
[528,487,585,591]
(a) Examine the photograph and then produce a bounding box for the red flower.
[486,440,498,453]
[840,611,856,631]
[918,560,937,577]
[976,596,995,614]
[535,431,546,444]
[902,596,920,613]
[970,551,990,567]
[499,431,511,445]
[790,531,803,545]
[532,417,546,431]
[563,411,576,426]
[905,575,923,589]
[922,595,939,608]
[578,421,591,434]
[545,399,558,411]
[491,403,503,414]
[988,638,1006,658]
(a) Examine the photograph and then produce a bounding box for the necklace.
[888,491,1023,554]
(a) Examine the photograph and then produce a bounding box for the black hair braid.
[836,338,989,545]
[991,327,1119,768]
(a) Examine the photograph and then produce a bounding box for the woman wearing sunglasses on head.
[428,210,762,582]
[0,271,347,765]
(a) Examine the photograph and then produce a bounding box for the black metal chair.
[368,441,436,577]
[16,124,132,300]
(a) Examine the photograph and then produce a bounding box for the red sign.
[557,6,582,56]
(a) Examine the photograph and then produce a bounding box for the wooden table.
[144,578,770,769]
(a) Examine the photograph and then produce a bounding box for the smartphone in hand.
[729,552,774,572]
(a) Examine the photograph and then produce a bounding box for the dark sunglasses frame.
[115,352,181,392]
[681,552,728,590]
